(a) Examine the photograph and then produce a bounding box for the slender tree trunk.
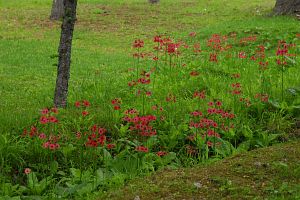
[50,0,65,20]
[54,0,77,108]
[273,0,300,15]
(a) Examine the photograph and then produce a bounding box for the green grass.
[1,0,298,133]
[99,140,300,200]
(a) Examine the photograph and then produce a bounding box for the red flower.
[40,116,48,124]
[107,143,116,149]
[136,146,149,153]
[49,116,58,123]
[24,168,31,175]
[216,101,222,107]
[114,105,121,110]
[189,32,196,37]
[133,39,144,48]
[190,71,199,76]
[82,110,89,116]
[51,107,58,114]
[49,143,56,150]
[43,141,50,149]
[41,108,49,115]
[156,151,167,157]
[146,91,152,96]
[83,100,90,107]
[153,56,158,61]
[238,52,247,59]
[75,101,81,108]
[209,53,218,62]
[154,36,162,43]
[39,133,46,140]
[167,43,180,54]
[208,102,214,107]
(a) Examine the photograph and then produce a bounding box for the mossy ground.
[101,140,300,200]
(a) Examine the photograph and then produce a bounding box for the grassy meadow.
[0,0,300,199]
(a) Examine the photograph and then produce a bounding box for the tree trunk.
[273,0,300,15]
[54,0,77,108]
[50,0,65,20]
[148,0,159,4]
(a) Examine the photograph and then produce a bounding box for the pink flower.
[41,108,49,115]
[39,133,46,140]
[40,116,48,124]
[24,168,31,175]
[43,141,50,149]
[49,143,56,150]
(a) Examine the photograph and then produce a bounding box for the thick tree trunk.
[274,0,300,15]
[50,0,64,20]
[148,0,159,4]
[54,0,77,108]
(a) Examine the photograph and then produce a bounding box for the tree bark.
[273,0,300,15]
[148,0,159,4]
[54,0,77,108]
[50,0,65,20]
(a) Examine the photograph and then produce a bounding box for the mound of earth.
[100,140,300,200]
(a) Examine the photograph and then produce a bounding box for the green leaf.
[28,172,38,189]
[70,168,81,179]
[50,161,59,174]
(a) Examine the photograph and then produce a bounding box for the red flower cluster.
[39,108,59,124]
[193,43,201,53]
[193,90,206,99]
[207,34,226,51]
[231,82,242,95]
[135,146,149,153]
[23,126,37,137]
[136,146,149,153]
[167,43,180,54]
[133,39,144,48]
[123,110,157,137]
[239,97,251,107]
[254,93,269,103]
[238,51,247,59]
[128,72,151,87]
[166,93,176,103]
[156,151,167,156]
[276,40,288,56]
[75,100,90,108]
[85,125,107,147]
[111,98,122,110]
[239,35,256,45]
[42,135,61,151]
[209,53,218,62]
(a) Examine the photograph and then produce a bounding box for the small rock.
[254,161,262,167]
[193,181,202,189]
[134,196,141,200]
